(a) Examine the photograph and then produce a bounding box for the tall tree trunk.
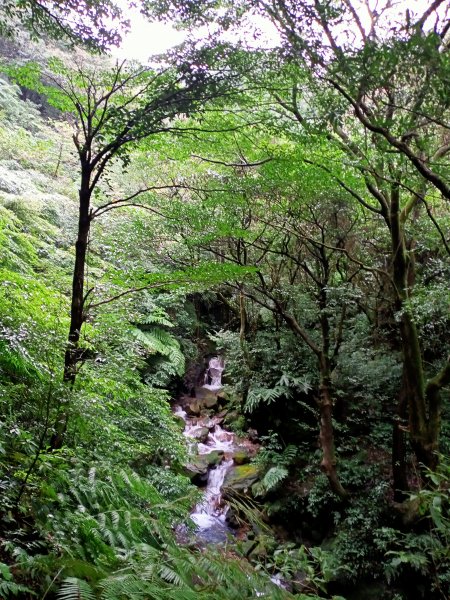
[317,353,348,499]
[390,185,440,472]
[392,367,409,501]
[51,172,91,450]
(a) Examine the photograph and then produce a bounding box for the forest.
[0,1,449,598]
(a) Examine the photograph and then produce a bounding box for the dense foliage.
[0,2,449,599]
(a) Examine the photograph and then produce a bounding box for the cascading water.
[203,356,225,390]
[176,356,236,543]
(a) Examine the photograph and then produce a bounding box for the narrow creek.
[174,356,254,544]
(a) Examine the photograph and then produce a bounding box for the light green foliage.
[0,78,41,130]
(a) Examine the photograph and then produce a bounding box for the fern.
[131,327,185,376]
[245,385,291,413]
[0,562,33,597]
[140,308,174,328]
[254,466,289,497]
[57,577,96,600]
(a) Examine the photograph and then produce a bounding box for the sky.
[111,2,280,63]
[111,0,448,63]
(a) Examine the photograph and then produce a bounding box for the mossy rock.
[233,448,250,465]
[203,395,219,409]
[183,451,222,485]
[223,464,260,492]
[186,401,201,416]
[223,411,246,432]
[204,450,224,466]
[217,391,230,406]
[173,414,186,430]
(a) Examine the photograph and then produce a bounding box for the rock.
[233,447,250,465]
[223,464,260,493]
[217,391,230,406]
[183,451,222,485]
[202,418,216,431]
[223,410,239,426]
[203,394,219,409]
[186,401,201,416]
[204,450,224,467]
[247,428,259,442]
[173,414,186,430]
[225,506,241,529]
[189,427,209,443]
[183,458,209,486]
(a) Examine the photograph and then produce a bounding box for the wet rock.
[184,451,223,485]
[183,458,209,485]
[186,401,202,416]
[202,418,216,431]
[189,427,210,443]
[225,506,241,529]
[247,428,259,442]
[223,464,260,493]
[204,450,224,466]
[233,447,250,465]
[173,414,186,430]
[203,394,219,409]
[217,391,230,406]
[223,410,239,426]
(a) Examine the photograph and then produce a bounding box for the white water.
[203,356,225,390]
[177,356,236,542]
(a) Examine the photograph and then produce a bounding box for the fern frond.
[57,577,96,600]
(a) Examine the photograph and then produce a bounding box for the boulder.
[233,447,250,465]
[203,394,219,409]
[183,458,209,486]
[204,450,224,467]
[217,391,230,406]
[186,401,202,416]
[189,427,210,443]
[183,451,221,484]
[223,464,260,493]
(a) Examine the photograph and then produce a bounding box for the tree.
[9,45,244,447]
[150,0,450,475]
[0,0,131,49]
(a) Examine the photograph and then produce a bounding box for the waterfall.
[203,356,225,390]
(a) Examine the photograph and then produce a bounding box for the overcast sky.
[111,0,448,63]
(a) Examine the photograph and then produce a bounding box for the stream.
[175,356,239,543]
[175,357,291,594]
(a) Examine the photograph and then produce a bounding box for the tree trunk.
[317,353,348,499]
[392,367,409,501]
[390,185,440,472]
[51,172,91,450]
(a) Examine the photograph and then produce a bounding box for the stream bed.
[175,356,238,543]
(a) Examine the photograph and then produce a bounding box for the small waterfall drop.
[203,356,225,390]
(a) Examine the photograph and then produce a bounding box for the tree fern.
[131,327,185,376]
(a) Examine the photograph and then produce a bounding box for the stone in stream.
[189,427,210,443]
[186,401,202,416]
[232,447,251,465]
[203,394,219,409]
[223,464,261,493]
[173,414,186,430]
[183,450,224,486]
